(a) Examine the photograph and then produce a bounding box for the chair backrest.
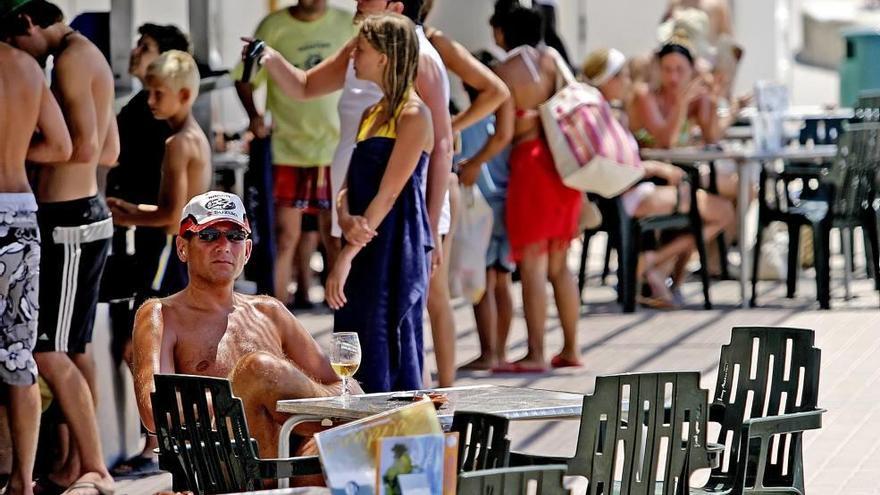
[152,374,262,494]
[799,118,846,146]
[826,123,880,218]
[567,372,711,495]
[855,89,880,122]
[451,412,511,472]
[457,465,568,495]
[707,327,820,491]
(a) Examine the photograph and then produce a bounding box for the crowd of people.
[0,0,748,493]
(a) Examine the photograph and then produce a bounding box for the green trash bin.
[840,28,880,107]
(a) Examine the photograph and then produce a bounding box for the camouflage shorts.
[0,194,40,386]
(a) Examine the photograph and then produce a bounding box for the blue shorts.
[486,200,514,272]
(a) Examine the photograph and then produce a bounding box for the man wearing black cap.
[131,191,354,459]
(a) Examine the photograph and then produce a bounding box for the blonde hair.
[582,48,610,82]
[146,49,200,99]
[359,13,419,127]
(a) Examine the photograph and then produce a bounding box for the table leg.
[277,414,318,488]
[737,160,760,307]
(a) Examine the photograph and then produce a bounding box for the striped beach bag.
[540,50,644,197]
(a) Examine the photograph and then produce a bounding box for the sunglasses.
[191,228,249,243]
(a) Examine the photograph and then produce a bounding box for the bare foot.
[61,473,113,495]
[643,269,675,306]
[458,354,497,371]
[512,355,547,371]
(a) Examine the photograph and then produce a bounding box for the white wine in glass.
[330,332,361,404]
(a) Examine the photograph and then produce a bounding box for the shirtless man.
[132,192,353,459]
[0,31,71,495]
[108,49,211,290]
[1,0,118,491]
[253,0,456,389]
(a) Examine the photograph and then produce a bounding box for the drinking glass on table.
[330,332,361,404]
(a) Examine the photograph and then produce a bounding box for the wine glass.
[330,332,361,405]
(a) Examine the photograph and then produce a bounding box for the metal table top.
[640,144,838,164]
[276,384,584,425]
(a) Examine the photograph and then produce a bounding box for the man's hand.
[107,197,138,226]
[325,252,353,310]
[249,115,270,139]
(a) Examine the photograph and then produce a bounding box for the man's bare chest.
[169,313,283,377]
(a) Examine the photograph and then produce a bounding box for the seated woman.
[324,13,434,392]
[583,47,733,307]
[627,37,740,202]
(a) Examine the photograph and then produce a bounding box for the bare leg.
[228,351,342,458]
[516,245,549,368]
[34,352,111,486]
[274,206,304,303]
[462,269,497,370]
[547,245,581,364]
[71,346,97,406]
[292,230,319,307]
[7,384,40,495]
[318,210,338,275]
[494,270,514,364]
[428,177,459,387]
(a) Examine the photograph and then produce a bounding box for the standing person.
[250,0,454,387]
[234,0,355,307]
[108,50,212,260]
[102,23,190,474]
[0,34,71,495]
[491,5,582,372]
[324,12,434,393]
[0,0,117,492]
[421,1,511,385]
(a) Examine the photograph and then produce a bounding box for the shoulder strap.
[547,47,576,88]
[505,46,541,83]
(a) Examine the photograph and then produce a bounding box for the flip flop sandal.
[550,355,583,368]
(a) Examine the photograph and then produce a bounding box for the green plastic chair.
[151,374,322,494]
[510,372,719,495]
[701,327,824,494]
[457,465,568,495]
[451,411,511,472]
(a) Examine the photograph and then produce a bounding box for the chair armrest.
[732,409,825,493]
[257,454,323,479]
[508,451,570,467]
[742,408,825,438]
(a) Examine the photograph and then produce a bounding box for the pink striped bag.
[540,51,644,197]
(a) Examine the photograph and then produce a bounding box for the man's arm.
[259,37,354,101]
[52,51,101,164]
[108,137,191,228]
[234,81,270,139]
[428,30,509,133]
[272,298,338,384]
[98,113,120,167]
[27,77,72,164]
[414,55,453,255]
[131,299,175,432]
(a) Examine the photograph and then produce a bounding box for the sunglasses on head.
[189,227,249,243]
